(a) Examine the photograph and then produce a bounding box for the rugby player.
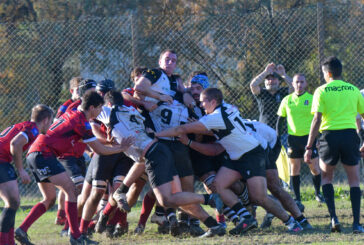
[0,105,53,245]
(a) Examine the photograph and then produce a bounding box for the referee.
[277,74,324,209]
[304,56,364,233]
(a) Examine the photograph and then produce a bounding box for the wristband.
[305,146,312,150]
[187,139,192,147]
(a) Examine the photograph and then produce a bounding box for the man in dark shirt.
[250,63,293,128]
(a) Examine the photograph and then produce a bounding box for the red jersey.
[60,99,87,158]
[28,110,96,157]
[0,121,39,163]
[56,99,74,118]
[122,88,137,108]
[66,99,82,112]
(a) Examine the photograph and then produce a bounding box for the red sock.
[107,209,123,226]
[138,194,156,226]
[63,219,69,230]
[118,210,128,227]
[216,213,225,223]
[79,219,91,234]
[57,209,66,218]
[8,228,15,245]
[102,202,116,216]
[19,202,46,232]
[65,201,81,239]
[88,220,96,229]
[0,232,9,245]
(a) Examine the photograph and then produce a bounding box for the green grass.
[13,192,364,245]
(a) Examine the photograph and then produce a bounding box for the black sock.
[295,215,305,222]
[165,208,176,219]
[312,174,321,195]
[178,211,189,223]
[223,205,239,224]
[350,187,361,225]
[0,207,16,233]
[290,175,301,201]
[203,216,218,228]
[322,184,336,219]
[203,194,210,205]
[231,202,251,219]
[117,182,129,194]
[155,205,165,216]
[190,218,200,225]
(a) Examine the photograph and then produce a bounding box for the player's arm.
[91,123,109,145]
[250,63,275,95]
[10,133,31,184]
[276,116,285,136]
[276,64,293,93]
[134,77,172,103]
[86,137,134,155]
[178,134,224,156]
[304,112,322,163]
[155,121,211,138]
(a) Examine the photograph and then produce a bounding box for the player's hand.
[19,169,31,184]
[275,64,286,76]
[159,94,173,104]
[183,93,196,109]
[119,136,135,151]
[360,144,364,158]
[177,134,189,145]
[264,63,275,74]
[304,149,312,163]
[143,101,158,112]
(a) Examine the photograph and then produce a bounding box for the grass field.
[10,186,364,244]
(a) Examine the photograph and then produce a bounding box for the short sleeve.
[21,124,39,144]
[74,119,96,143]
[277,96,288,117]
[311,87,324,114]
[199,112,226,131]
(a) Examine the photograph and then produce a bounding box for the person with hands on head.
[0,104,53,245]
[304,56,364,234]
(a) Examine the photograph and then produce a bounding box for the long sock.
[216,213,225,224]
[350,187,361,225]
[65,201,81,239]
[108,209,124,226]
[223,205,239,224]
[322,184,336,219]
[291,175,301,201]
[119,210,127,227]
[57,209,66,218]
[79,219,91,234]
[203,216,218,228]
[312,174,321,195]
[0,208,16,245]
[239,184,250,206]
[231,202,252,219]
[63,219,69,231]
[8,227,14,245]
[103,202,115,216]
[138,194,156,226]
[155,205,165,216]
[19,202,46,232]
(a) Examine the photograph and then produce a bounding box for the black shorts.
[222,146,266,181]
[89,152,133,183]
[159,140,194,178]
[58,156,87,184]
[190,149,224,178]
[266,139,281,170]
[0,162,17,184]
[145,142,178,188]
[287,135,318,159]
[27,152,66,183]
[319,129,360,166]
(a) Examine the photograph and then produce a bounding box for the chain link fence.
[0,3,363,199]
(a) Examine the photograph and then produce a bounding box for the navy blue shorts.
[27,152,65,183]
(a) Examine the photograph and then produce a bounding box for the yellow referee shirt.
[277,92,313,136]
[311,80,364,131]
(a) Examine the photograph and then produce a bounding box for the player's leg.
[0,179,20,245]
